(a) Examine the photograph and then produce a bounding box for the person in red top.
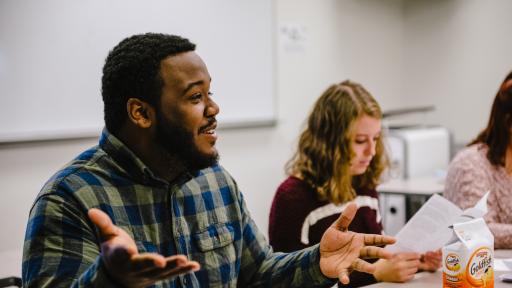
[269,80,441,287]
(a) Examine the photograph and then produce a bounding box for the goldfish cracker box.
[443,218,494,288]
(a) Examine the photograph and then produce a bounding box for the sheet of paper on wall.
[386,191,489,253]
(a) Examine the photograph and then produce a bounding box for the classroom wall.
[402,0,512,144]
[221,0,404,242]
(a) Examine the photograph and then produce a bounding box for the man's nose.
[205,97,220,117]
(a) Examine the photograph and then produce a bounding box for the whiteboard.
[0,0,275,142]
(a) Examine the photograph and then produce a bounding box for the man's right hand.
[88,208,200,288]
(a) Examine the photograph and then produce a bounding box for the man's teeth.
[203,129,215,134]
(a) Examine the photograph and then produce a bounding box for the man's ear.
[126,98,155,129]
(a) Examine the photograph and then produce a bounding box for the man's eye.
[191,93,202,100]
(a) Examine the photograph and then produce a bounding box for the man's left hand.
[319,202,396,285]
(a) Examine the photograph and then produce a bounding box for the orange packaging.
[442,218,494,288]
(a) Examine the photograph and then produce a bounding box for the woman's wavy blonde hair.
[287,80,388,205]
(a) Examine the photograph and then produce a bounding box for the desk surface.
[377,176,445,196]
[5,248,510,286]
[363,250,512,287]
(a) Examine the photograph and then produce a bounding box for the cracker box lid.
[453,218,494,247]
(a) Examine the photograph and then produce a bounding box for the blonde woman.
[269,80,440,287]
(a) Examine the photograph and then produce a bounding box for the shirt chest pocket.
[192,222,238,285]
[193,222,234,252]
[192,223,240,287]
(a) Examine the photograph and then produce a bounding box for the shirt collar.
[98,128,169,185]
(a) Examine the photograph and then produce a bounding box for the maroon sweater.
[268,176,382,287]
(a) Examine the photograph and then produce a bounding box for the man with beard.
[22,33,395,288]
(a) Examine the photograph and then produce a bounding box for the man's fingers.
[158,261,200,279]
[351,258,375,274]
[359,246,392,260]
[88,208,118,239]
[399,252,421,261]
[338,269,350,285]
[139,260,200,280]
[130,253,169,272]
[161,257,200,274]
[120,254,200,282]
[363,234,395,246]
[332,202,357,231]
[404,267,419,277]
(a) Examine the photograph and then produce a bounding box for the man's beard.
[155,112,219,172]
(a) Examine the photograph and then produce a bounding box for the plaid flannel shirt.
[22,129,335,287]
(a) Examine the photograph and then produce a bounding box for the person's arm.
[23,188,198,287]
[241,190,334,287]
[444,152,491,210]
[22,193,119,287]
[484,178,512,248]
[487,222,512,248]
[444,152,512,248]
[238,190,394,287]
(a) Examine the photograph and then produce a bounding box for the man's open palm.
[319,202,395,284]
[88,208,200,288]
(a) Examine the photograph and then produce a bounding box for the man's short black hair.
[101,33,196,134]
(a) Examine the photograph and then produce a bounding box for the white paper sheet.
[386,192,489,253]
[495,259,512,272]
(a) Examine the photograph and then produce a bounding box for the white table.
[363,249,512,287]
[377,177,444,227]
[377,176,444,196]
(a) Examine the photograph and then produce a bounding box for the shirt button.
[182,277,187,286]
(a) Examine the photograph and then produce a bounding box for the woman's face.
[349,115,381,175]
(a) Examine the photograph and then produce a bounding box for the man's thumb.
[332,202,357,231]
[88,208,118,239]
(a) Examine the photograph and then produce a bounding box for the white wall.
[403,0,512,144]
[221,0,404,242]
